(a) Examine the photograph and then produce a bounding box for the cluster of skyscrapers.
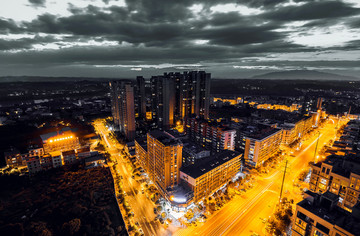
[110,71,211,139]
[110,71,243,208]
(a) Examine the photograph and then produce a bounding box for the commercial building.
[150,71,211,130]
[309,154,360,211]
[109,81,136,140]
[243,126,282,167]
[185,117,236,153]
[292,190,360,236]
[147,130,183,196]
[41,129,80,154]
[180,150,242,203]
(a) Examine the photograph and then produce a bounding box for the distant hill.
[0,76,131,83]
[252,70,359,80]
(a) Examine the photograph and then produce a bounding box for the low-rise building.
[40,154,53,170]
[77,146,91,159]
[292,190,360,236]
[51,152,63,168]
[41,128,80,153]
[26,156,42,175]
[180,150,242,203]
[85,155,105,169]
[62,150,77,165]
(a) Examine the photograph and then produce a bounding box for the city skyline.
[0,0,360,78]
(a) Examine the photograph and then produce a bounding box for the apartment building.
[62,150,77,165]
[185,117,236,153]
[309,154,360,211]
[147,130,183,196]
[150,71,211,130]
[5,147,44,167]
[134,137,148,172]
[243,126,282,167]
[109,81,136,140]
[180,150,242,202]
[292,190,360,236]
[26,156,42,175]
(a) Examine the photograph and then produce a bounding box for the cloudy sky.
[0,0,359,79]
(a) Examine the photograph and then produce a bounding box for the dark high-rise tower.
[150,75,175,130]
[150,71,211,130]
[109,81,135,140]
[135,76,146,119]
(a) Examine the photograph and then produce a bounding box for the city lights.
[48,135,74,143]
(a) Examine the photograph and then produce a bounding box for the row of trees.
[267,198,294,236]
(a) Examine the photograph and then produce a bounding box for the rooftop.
[40,127,74,142]
[181,150,241,179]
[298,191,360,235]
[233,122,281,140]
[135,137,148,151]
[62,150,75,156]
[148,130,182,146]
[314,154,360,177]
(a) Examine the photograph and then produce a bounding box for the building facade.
[180,150,242,202]
[150,71,211,130]
[135,76,146,119]
[309,155,360,211]
[292,191,360,236]
[244,127,282,167]
[185,117,236,153]
[41,131,80,154]
[109,81,136,140]
[146,130,183,196]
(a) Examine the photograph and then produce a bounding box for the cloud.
[28,0,46,7]
[263,1,360,21]
[0,0,358,78]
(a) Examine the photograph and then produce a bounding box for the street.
[93,120,169,236]
[174,117,343,236]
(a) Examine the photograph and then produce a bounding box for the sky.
[0,0,360,79]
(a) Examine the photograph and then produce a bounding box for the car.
[135,221,139,226]
[159,218,164,224]
[142,190,145,194]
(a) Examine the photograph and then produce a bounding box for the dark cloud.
[28,0,46,7]
[0,18,21,33]
[347,17,360,28]
[0,0,359,78]
[263,1,360,21]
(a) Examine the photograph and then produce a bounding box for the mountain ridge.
[252,70,359,80]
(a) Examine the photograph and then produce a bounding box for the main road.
[174,117,345,236]
[93,120,170,236]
